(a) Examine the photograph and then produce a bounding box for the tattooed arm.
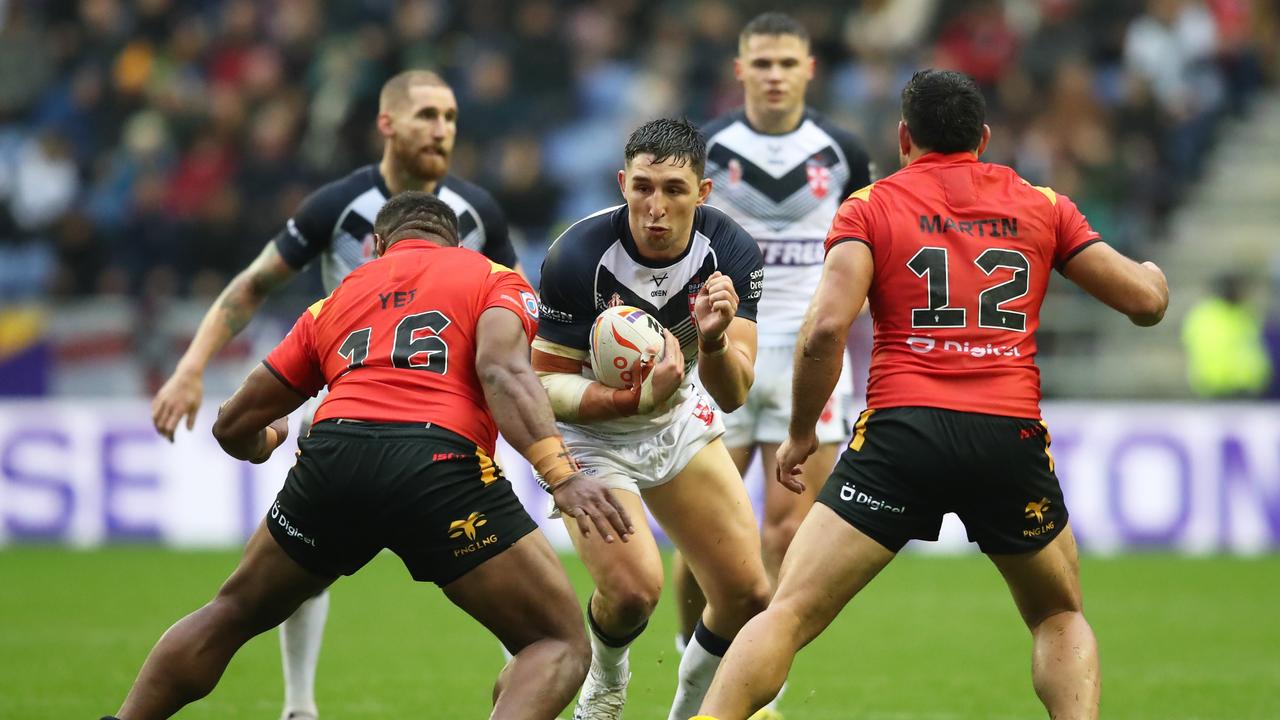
[152,242,299,440]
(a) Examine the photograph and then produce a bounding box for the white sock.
[280,590,329,717]
[587,605,640,678]
[667,620,730,720]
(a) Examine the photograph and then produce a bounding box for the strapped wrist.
[528,436,579,490]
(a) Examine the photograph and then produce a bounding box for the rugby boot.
[572,657,630,720]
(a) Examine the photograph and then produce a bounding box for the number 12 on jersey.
[907,247,1029,331]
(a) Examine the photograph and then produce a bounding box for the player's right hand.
[553,474,636,543]
[152,368,203,442]
[776,432,818,495]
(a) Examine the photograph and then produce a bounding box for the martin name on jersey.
[703,110,872,343]
[272,164,516,292]
[537,204,764,434]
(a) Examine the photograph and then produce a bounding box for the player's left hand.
[776,431,818,494]
[553,474,635,543]
[693,271,738,341]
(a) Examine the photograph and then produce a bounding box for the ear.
[617,169,627,197]
[376,112,394,139]
[697,177,713,205]
[806,55,816,80]
[898,121,911,156]
[733,56,744,81]
[975,124,992,157]
[373,233,387,258]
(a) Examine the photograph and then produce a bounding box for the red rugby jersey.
[825,152,1100,418]
[264,239,539,453]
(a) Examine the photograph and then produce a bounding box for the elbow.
[806,318,847,354]
[212,404,251,459]
[1127,288,1169,327]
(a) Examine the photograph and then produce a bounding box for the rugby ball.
[589,305,665,388]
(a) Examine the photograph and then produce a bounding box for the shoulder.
[542,205,623,278]
[698,205,759,258]
[548,205,622,255]
[440,175,498,208]
[702,109,746,143]
[313,164,382,206]
[440,175,504,218]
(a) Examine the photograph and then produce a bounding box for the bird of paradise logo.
[1024,498,1051,524]
[449,512,488,541]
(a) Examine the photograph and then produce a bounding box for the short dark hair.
[379,69,448,112]
[624,118,707,178]
[739,12,809,47]
[374,191,459,246]
[901,69,986,154]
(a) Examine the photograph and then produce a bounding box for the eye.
[781,59,800,68]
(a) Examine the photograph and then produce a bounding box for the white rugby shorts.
[720,343,853,447]
[550,389,725,505]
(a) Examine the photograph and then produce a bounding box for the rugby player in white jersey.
[670,16,873,717]
[534,118,770,720]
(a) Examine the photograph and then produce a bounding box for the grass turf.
[0,547,1275,719]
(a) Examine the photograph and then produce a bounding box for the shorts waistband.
[308,419,468,442]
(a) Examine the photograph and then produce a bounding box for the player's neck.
[379,156,440,196]
[744,103,805,135]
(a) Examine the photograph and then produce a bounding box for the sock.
[280,589,329,717]
[587,603,644,677]
[675,632,689,654]
[667,619,731,720]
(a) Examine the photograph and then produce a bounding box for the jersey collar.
[908,151,980,167]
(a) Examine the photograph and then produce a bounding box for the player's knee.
[709,576,771,630]
[600,578,663,628]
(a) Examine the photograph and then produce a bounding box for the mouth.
[645,225,669,236]
[766,89,786,102]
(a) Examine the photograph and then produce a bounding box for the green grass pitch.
[1,547,1276,719]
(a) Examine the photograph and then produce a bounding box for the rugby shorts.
[817,406,1068,554]
[549,389,724,507]
[268,419,536,586]
[720,343,853,447]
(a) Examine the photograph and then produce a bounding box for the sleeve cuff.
[261,360,312,399]
[1056,238,1103,273]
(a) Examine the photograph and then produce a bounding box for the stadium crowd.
[0,0,1273,302]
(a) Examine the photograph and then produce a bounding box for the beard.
[393,139,449,183]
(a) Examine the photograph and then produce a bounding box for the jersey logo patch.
[520,291,539,318]
[806,157,832,199]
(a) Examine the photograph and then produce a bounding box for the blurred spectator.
[0,0,1268,305]
[1182,273,1272,398]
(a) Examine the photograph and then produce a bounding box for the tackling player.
[149,69,518,720]
[533,118,770,720]
[696,70,1168,720]
[103,192,631,720]
[671,20,873,715]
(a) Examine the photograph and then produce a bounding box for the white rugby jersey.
[703,110,872,344]
[538,204,763,437]
[273,164,515,292]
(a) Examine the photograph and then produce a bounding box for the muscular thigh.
[564,488,664,595]
[643,439,766,602]
[444,530,584,652]
[988,523,1084,629]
